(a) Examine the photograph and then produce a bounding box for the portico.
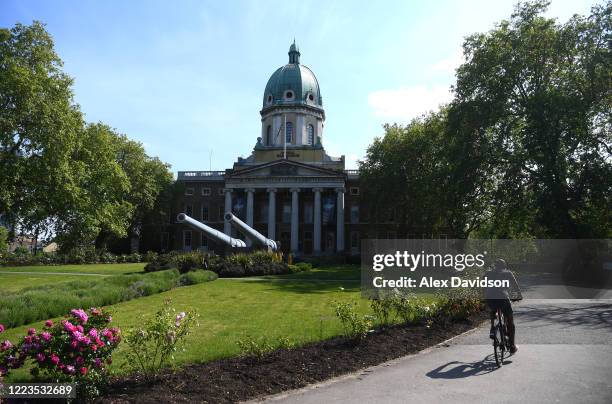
[222,160,346,254]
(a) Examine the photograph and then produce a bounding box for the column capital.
[223,188,233,194]
[312,187,324,193]
[244,188,256,193]
[290,187,301,193]
[266,187,278,193]
[335,187,345,194]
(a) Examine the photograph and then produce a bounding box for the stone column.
[290,188,300,253]
[336,188,345,252]
[313,188,322,254]
[267,188,276,240]
[224,189,232,236]
[246,188,255,247]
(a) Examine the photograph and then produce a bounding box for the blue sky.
[1,0,599,172]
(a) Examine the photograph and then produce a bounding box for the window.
[183,230,192,250]
[304,231,312,241]
[285,90,293,99]
[350,187,360,196]
[350,231,360,251]
[201,187,211,196]
[184,204,193,216]
[285,122,293,144]
[266,125,272,145]
[308,93,314,101]
[185,187,194,196]
[201,205,209,221]
[304,202,313,223]
[200,234,208,250]
[307,124,314,145]
[282,203,291,223]
[350,205,359,224]
[267,94,273,104]
[218,188,225,196]
[160,232,169,252]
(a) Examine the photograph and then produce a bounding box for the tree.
[450,0,611,238]
[359,111,450,236]
[0,22,84,245]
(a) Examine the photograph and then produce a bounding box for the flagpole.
[283,114,287,159]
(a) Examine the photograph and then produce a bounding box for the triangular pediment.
[229,159,345,179]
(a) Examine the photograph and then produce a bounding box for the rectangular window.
[184,204,193,216]
[201,187,211,196]
[303,202,313,224]
[183,230,192,250]
[160,232,169,252]
[350,231,360,250]
[218,188,225,196]
[350,187,360,196]
[185,187,194,196]
[304,231,313,240]
[200,233,208,249]
[201,205,209,221]
[282,203,291,223]
[350,205,359,224]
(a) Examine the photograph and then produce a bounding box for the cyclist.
[485,258,522,354]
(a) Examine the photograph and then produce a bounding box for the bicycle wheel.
[494,311,505,367]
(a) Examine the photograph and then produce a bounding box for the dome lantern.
[288,40,300,64]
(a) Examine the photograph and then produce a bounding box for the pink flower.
[1,340,13,351]
[88,328,98,339]
[27,328,36,335]
[63,321,76,333]
[91,344,98,352]
[64,365,75,374]
[0,324,4,333]
[91,308,101,316]
[70,340,78,349]
[45,320,54,328]
[41,332,52,342]
[70,309,88,324]
[76,356,84,365]
[79,366,88,376]
[76,325,84,333]
[94,358,102,368]
[102,329,113,339]
[50,354,60,365]
[36,353,45,363]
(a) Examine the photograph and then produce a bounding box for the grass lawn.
[0,263,145,275]
[2,264,382,381]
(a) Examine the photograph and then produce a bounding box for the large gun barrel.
[177,213,247,248]
[224,212,278,251]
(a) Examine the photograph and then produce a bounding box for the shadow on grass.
[258,265,362,294]
[426,354,505,379]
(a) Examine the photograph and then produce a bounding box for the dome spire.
[288,40,300,64]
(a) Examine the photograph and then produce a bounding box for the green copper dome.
[262,42,323,111]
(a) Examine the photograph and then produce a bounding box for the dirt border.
[100,311,489,403]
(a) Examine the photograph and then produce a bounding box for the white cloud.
[432,47,464,73]
[367,85,452,120]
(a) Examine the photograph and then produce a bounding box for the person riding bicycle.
[485,258,522,354]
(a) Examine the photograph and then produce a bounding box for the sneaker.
[510,345,518,354]
[489,326,495,339]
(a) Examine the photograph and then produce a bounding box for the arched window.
[307,124,314,145]
[266,125,272,145]
[285,122,293,144]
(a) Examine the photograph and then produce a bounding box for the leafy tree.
[0,22,84,245]
[450,1,611,238]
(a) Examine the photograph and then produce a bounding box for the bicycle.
[492,307,510,367]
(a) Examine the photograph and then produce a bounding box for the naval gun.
[224,212,279,251]
[176,213,247,248]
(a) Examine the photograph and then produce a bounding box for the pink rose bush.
[0,307,120,396]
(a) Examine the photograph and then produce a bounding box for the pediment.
[230,160,344,179]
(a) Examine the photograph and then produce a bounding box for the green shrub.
[333,301,374,341]
[236,335,296,358]
[179,270,218,285]
[370,294,395,327]
[436,288,483,321]
[123,303,198,380]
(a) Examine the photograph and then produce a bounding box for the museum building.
[172,43,392,256]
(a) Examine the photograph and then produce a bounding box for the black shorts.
[486,299,513,316]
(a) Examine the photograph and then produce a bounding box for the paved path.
[260,299,612,404]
